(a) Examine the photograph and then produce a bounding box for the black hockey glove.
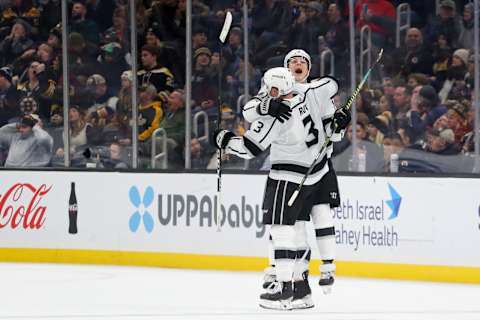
[333,107,352,133]
[212,129,235,149]
[257,97,292,123]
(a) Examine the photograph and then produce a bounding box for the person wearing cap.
[0,66,21,126]
[0,114,53,167]
[438,48,470,103]
[70,0,99,45]
[287,3,326,55]
[192,27,209,51]
[192,46,217,115]
[409,85,448,138]
[47,24,62,50]
[446,103,469,143]
[85,74,118,128]
[368,111,392,145]
[138,44,175,95]
[426,0,461,47]
[96,42,128,91]
[459,3,475,50]
[426,127,460,155]
[137,83,163,143]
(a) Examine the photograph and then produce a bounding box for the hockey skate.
[262,266,276,289]
[319,263,335,294]
[259,281,293,310]
[292,271,314,309]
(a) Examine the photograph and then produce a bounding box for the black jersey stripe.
[243,136,263,156]
[271,156,328,175]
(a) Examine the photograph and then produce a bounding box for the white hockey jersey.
[242,77,342,159]
[225,82,337,185]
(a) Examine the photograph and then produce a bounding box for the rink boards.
[0,170,479,284]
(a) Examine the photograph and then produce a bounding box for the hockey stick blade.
[287,49,384,207]
[219,11,233,43]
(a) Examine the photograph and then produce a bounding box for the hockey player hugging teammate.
[213,64,351,310]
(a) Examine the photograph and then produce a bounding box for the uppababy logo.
[386,183,402,220]
[128,186,154,233]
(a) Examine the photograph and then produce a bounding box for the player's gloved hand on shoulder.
[333,107,351,133]
[257,97,291,123]
[212,129,235,149]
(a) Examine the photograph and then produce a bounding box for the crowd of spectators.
[0,0,477,173]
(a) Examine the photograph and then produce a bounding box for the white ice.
[1,262,479,320]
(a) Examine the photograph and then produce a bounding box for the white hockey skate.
[262,266,276,289]
[319,263,336,294]
[259,281,293,310]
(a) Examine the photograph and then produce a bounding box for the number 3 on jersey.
[253,121,264,133]
[302,115,319,148]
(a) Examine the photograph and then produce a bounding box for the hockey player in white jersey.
[242,49,351,309]
[213,66,349,310]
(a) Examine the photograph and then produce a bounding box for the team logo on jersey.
[128,186,155,233]
[386,184,402,220]
[330,192,337,200]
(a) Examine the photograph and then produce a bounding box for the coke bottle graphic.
[68,182,78,234]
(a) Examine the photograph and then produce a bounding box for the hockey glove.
[257,97,292,123]
[333,107,352,133]
[212,129,235,149]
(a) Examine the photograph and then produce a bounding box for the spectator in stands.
[55,105,96,158]
[426,0,461,48]
[0,19,34,65]
[377,94,392,113]
[70,0,100,45]
[117,70,133,115]
[354,0,395,48]
[190,136,210,169]
[407,73,429,88]
[0,0,40,33]
[368,111,392,145]
[85,74,118,116]
[160,89,186,169]
[96,42,129,92]
[438,49,470,103]
[390,28,433,78]
[47,24,62,52]
[101,6,129,49]
[392,84,411,127]
[446,103,469,143]
[137,84,163,143]
[431,33,453,86]
[138,44,175,94]
[325,2,348,54]
[0,114,53,167]
[192,27,209,51]
[459,3,475,51]
[0,66,20,126]
[382,132,405,172]
[426,128,460,155]
[101,141,129,169]
[409,85,448,138]
[287,2,327,55]
[17,61,56,120]
[192,47,218,116]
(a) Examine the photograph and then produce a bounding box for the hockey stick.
[215,11,232,231]
[287,49,384,207]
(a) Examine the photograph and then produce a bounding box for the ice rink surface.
[1,262,479,320]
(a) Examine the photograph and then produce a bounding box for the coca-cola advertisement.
[68,182,78,234]
[0,183,52,230]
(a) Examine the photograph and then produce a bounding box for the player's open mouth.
[294,68,303,74]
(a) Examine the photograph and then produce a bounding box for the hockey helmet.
[283,49,311,71]
[263,67,295,97]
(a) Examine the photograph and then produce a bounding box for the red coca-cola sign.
[0,183,52,230]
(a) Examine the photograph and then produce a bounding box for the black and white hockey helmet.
[283,49,311,71]
[263,67,295,98]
